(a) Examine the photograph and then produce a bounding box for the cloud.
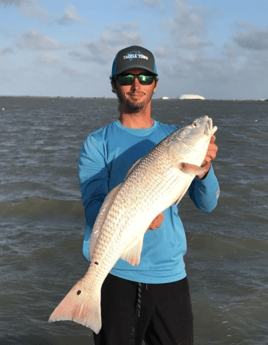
[62,67,85,77]
[233,22,268,50]
[0,27,15,38]
[57,5,88,25]
[164,0,213,49]
[154,46,172,58]
[0,0,23,5]
[16,29,64,51]
[34,53,60,67]
[155,34,268,100]
[136,0,160,5]
[153,1,268,98]
[0,47,13,56]
[0,0,49,20]
[69,22,144,65]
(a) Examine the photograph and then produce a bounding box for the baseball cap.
[111,45,158,78]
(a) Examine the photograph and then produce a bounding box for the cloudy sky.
[0,0,267,99]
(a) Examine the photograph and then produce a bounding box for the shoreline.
[0,95,266,101]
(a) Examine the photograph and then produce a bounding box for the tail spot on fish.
[77,290,81,295]
[94,261,99,265]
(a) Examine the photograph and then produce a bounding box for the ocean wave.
[0,198,84,219]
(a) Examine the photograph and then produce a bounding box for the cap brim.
[115,66,158,76]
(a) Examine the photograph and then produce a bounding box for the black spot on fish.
[94,261,99,265]
[77,290,81,295]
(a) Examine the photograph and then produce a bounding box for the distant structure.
[162,96,169,100]
[179,94,205,100]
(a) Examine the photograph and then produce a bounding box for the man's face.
[114,68,158,113]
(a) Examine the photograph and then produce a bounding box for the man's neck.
[118,103,154,129]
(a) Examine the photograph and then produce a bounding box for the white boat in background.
[180,94,205,100]
[162,96,169,100]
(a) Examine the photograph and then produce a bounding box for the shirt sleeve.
[188,164,220,212]
[78,134,109,230]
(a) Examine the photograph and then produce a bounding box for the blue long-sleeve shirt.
[78,119,220,284]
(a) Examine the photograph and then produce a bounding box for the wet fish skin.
[48,115,217,333]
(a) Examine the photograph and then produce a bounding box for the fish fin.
[90,184,122,259]
[179,162,206,176]
[48,275,102,334]
[120,235,144,266]
[125,158,141,179]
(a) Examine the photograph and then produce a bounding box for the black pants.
[93,274,193,345]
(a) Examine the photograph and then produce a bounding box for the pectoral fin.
[120,235,144,266]
[179,163,206,176]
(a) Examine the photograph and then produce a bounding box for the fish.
[48,115,217,334]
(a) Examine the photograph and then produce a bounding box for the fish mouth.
[204,117,217,136]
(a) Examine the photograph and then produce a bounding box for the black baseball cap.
[111,45,158,77]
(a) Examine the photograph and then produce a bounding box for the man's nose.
[130,76,141,90]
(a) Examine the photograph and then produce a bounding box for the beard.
[117,90,147,113]
[124,99,144,113]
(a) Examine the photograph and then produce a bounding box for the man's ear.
[153,80,158,93]
[111,80,117,94]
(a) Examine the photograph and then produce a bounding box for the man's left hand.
[147,213,164,231]
[198,135,218,180]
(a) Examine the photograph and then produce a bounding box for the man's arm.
[188,165,220,212]
[78,134,109,230]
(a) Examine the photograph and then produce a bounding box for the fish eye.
[193,122,197,127]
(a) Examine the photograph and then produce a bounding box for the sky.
[0,0,268,99]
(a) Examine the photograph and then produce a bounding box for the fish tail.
[48,276,102,334]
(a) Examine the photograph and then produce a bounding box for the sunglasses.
[116,73,156,86]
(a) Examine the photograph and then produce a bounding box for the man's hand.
[198,135,218,180]
[147,213,164,231]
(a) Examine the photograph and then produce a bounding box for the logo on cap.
[123,51,149,62]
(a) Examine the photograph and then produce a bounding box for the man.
[79,45,219,345]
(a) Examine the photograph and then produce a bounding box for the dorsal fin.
[125,158,141,179]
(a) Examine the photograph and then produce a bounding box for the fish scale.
[49,115,217,333]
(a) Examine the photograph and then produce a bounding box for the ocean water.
[0,96,267,345]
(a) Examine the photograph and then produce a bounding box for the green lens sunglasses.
[117,73,156,86]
